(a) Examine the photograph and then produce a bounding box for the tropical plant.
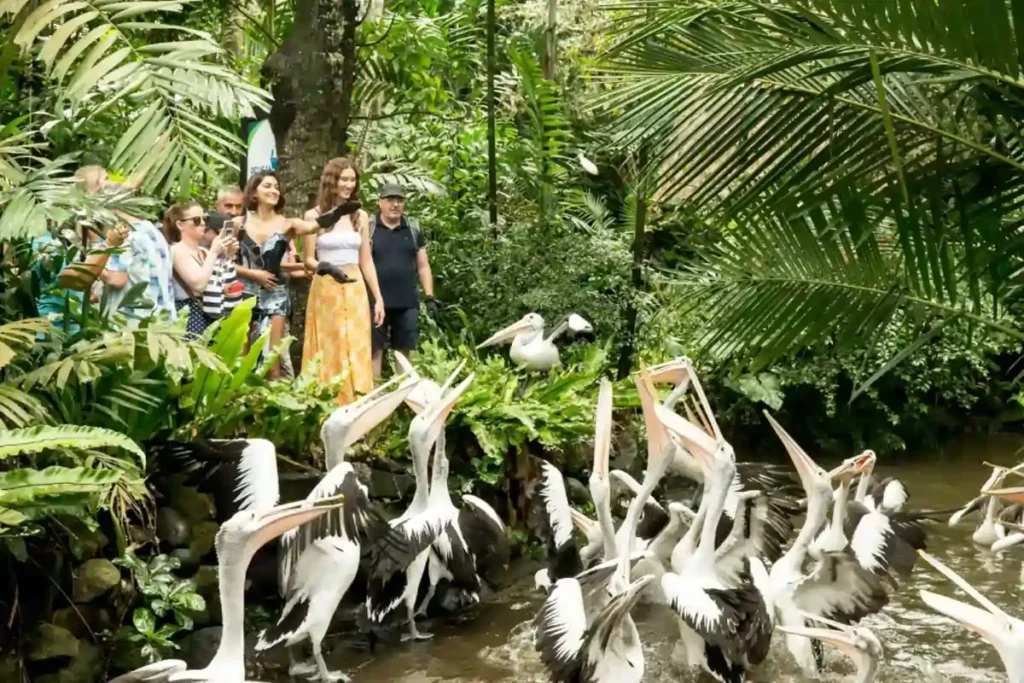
[599,0,1024,394]
[113,549,205,663]
[0,0,270,196]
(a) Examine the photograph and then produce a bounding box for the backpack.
[369,214,422,247]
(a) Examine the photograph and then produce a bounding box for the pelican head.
[321,370,421,466]
[951,464,1010,526]
[585,574,655,679]
[764,411,832,505]
[477,313,545,348]
[919,550,1024,680]
[409,364,475,458]
[667,501,696,524]
[216,497,345,565]
[828,450,874,484]
[778,612,883,682]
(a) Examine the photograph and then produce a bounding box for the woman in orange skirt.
[302,158,385,404]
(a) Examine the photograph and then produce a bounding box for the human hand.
[315,261,355,285]
[373,299,385,327]
[220,236,239,257]
[251,269,278,290]
[105,224,129,248]
[315,200,362,228]
[209,232,229,256]
[424,296,440,318]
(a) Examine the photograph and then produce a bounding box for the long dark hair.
[244,171,286,213]
[162,200,203,243]
[316,157,360,213]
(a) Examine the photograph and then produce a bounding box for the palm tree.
[595,0,1024,394]
[0,0,270,212]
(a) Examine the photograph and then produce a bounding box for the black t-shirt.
[371,215,426,309]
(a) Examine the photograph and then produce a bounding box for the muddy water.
[276,433,1024,682]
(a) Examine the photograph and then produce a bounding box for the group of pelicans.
[107,311,1024,683]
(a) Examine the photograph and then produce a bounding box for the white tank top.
[317,229,361,266]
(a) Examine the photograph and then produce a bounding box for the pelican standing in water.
[257,372,420,681]
[109,499,344,683]
[533,369,667,682]
[477,312,593,371]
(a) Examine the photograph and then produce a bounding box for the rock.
[565,477,590,505]
[171,547,201,575]
[128,524,156,546]
[367,468,415,500]
[35,640,101,683]
[611,431,639,474]
[0,652,21,680]
[192,565,219,597]
[28,624,79,661]
[179,626,222,669]
[109,627,149,673]
[157,506,191,547]
[171,484,216,524]
[351,462,372,487]
[70,527,108,561]
[52,606,114,639]
[189,521,219,559]
[72,558,120,603]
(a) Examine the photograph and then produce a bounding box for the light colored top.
[170,245,205,301]
[316,229,361,267]
[104,220,175,317]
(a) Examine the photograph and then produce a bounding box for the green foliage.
[113,549,205,663]
[599,0,1024,389]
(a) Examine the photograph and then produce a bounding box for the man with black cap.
[369,182,437,377]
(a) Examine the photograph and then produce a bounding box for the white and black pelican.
[477,312,593,371]
[365,371,475,640]
[109,499,344,683]
[256,373,419,681]
[576,378,619,569]
[919,549,1024,682]
[533,371,662,682]
[778,612,883,683]
[853,450,909,514]
[763,413,889,676]
[949,465,1010,547]
[657,395,772,682]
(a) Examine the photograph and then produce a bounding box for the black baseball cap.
[378,182,405,199]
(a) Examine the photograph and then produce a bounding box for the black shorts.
[373,307,419,352]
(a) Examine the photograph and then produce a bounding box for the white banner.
[246,120,278,180]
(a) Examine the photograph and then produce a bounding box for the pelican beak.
[919,549,1017,654]
[593,378,613,477]
[477,317,533,348]
[245,496,343,557]
[420,373,475,448]
[828,457,860,481]
[644,357,692,387]
[635,363,673,471]
[919,590,1011,652]
[624,573,655,600]
[668,501,695,521]
[438,359,468,394]
[325,371,420,450]
[983,486,1024,504]
[392,350,420,380]
[777,624,862,661]
[764,410,820,495]
[569,507,596,533]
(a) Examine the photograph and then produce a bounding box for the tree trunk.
[264,0,359,364]
[616,192,647,380]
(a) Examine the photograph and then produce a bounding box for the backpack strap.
[368,214,423,248]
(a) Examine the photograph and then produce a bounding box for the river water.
[265,433,1024,682]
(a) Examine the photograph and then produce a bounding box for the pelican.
[657,390,772,683]
[365,370,474,640]
[763,413,889,675]
[477,312,593,371]
[532,455,585,592]
[778,612,884,683]
[853,450,909,513]
[950,465,1010,546]
[533,370,664,682]
[109,499,344,683]
[256,372,419,682]
[919,549,1024,682]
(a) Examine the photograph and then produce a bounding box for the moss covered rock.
[35,640,101,683]
[72,559,120,603]
[28,624,79,661]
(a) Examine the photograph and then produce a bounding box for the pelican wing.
[279,464,388,594]
[869,476,910,513]
[365,508,447,619]
[433,521,481,594]
[793,551,892,624]
[635,499,670,541]
[534,578,586,682]
[850,509,926,577]
[662,573,748,664]
[459,495,509,582]
[531,457,584,581]
[109,660,186,683]
[148,439,279,521]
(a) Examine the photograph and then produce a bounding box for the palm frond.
[0,0,271,194]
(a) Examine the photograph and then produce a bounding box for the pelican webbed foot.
[401,621,434,641]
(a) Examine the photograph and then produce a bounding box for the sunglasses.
[181,215,205,226]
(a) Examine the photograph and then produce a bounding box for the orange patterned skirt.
[303,264,373,405]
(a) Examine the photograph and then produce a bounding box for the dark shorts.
[373,307,419,352]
